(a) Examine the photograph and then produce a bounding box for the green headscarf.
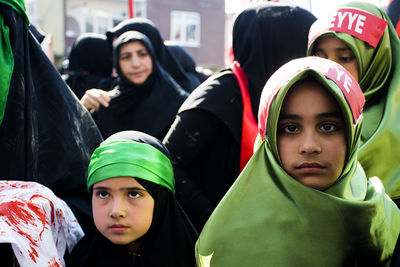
[0,0,28,126]
[87,140,175,193]
[195,57,400,266]
[307,1,400,199]
[0,0,28,23]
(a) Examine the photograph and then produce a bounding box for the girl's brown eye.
[128,191,141,199]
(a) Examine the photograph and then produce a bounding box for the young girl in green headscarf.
[66,130,198,267]
[195,57,400,266]
[307,1,400,204]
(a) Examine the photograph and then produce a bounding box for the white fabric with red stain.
[0,181,84,267]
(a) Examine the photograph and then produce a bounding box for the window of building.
[134,0,147,18]
[170,11,200,47]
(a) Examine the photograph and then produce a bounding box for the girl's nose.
[299,131,322,154]
[110,199,127,218]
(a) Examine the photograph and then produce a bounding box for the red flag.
[128,0,135,18]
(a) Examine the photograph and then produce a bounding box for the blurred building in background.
[24,0,390,69]
[26,0,225,69]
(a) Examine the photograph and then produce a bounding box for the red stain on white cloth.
[0,181,84,266]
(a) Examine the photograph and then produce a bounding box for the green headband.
[87,140,175,193]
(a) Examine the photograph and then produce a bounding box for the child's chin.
[108,236,134,246]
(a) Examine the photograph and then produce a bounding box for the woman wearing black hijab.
[166,42,211,83]
[87,31,188,140]
[162,3,317,231]
[0,0,103,234]
[64,32,114,99]
[106,18,200,92]
[65,130,198,267]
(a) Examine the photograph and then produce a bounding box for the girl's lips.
[110,224,129,233]
[296,162,325,174]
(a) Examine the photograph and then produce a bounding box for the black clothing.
[163,3,317,232]
[166,43,205,87]
[65,33,113,98]
[29,24,45,43]
[106,18,199,92]
[94,31,188,140]
[232,4,317,116]
[391,235,400,267]
[0,3,102,234]
[164,70,241,231]
[388,0,400,36]
[65,131,198,267]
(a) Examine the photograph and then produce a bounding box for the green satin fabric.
[196,63,400,266]
[307,2,400,199]
[0,14,12,126]
[0,0,28,126]
[87,140,175,192]
[0,0,29,24]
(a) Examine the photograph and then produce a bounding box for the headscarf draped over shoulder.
[307,1,400,200]
[195,57,400,266]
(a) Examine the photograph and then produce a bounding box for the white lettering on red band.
[308,8,388,48]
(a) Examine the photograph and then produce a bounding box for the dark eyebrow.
[314,47,352,53]
[335,47,353,53]
[279,111,342,120]
[93,186,147,192]
[93,186,109,191]
[317,111,343,119]
[279,114,301,121]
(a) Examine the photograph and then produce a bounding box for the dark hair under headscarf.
[106,18,198,92]
[66,130,198,267]
[65,32,113,98]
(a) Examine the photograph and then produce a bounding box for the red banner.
[309,8,387,48]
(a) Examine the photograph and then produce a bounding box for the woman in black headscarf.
[106,18,200,92]
[64,32,114,99]
[84,30,187,140]
[0,0,103,234]
[65,130,198,267]
[166,42,211,83]
[162,2,317,231]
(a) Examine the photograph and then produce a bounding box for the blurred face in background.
[119,41,153,85]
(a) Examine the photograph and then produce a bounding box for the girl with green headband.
[195,57,400,266]
[66,131,198,267]
[307,1,400,205]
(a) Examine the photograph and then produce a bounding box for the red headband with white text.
[308,7,387,48]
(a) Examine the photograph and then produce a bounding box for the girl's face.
[92,176,154,245]
[313,35,360,82]
[277,81,347,191]
[119,41,153,85]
